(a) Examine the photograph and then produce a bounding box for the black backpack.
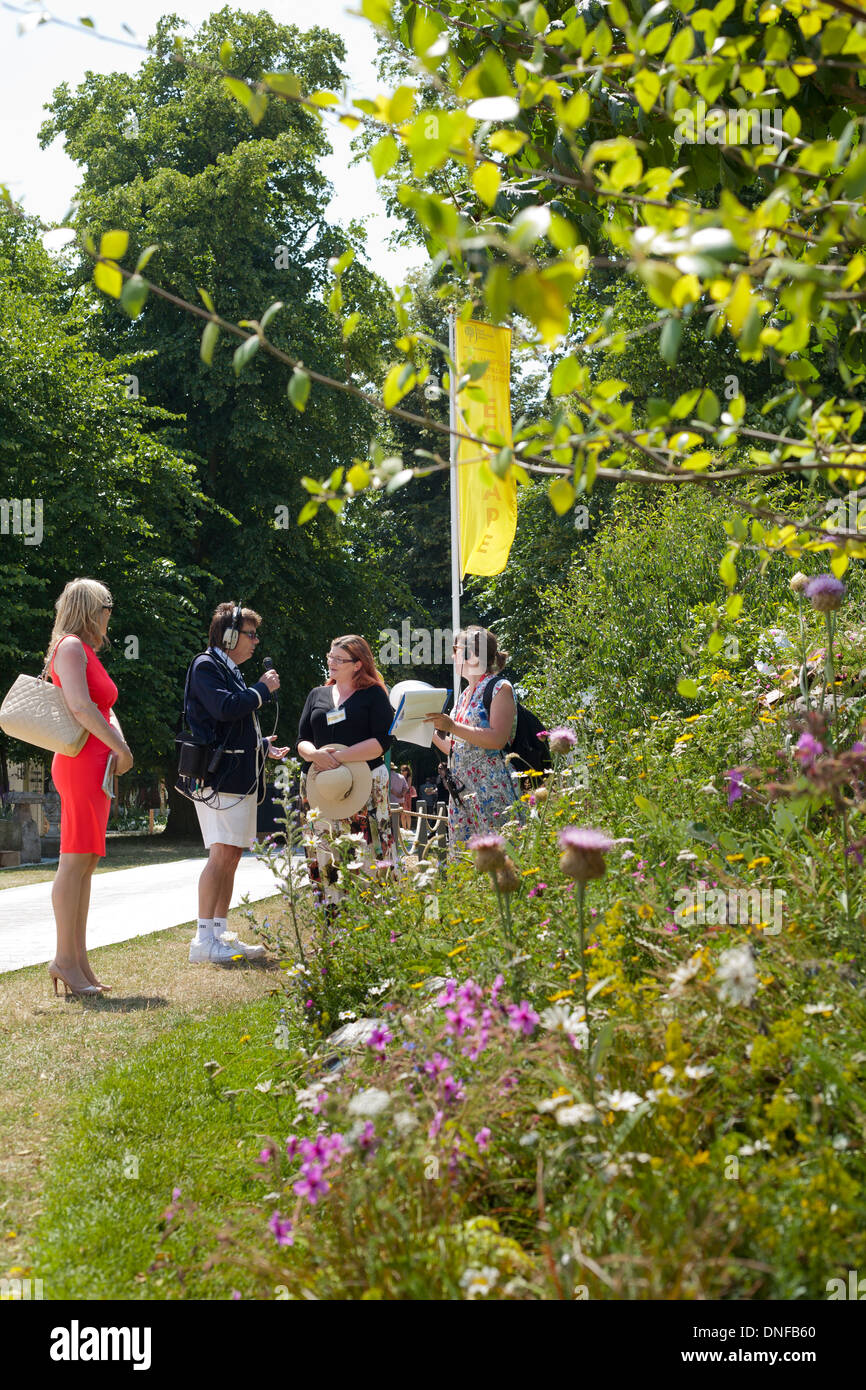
[481,675,551,774]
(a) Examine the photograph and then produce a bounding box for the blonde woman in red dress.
[47,579,134,996]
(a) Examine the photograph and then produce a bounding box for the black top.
[297,683,394,770]
[185,648,273,795]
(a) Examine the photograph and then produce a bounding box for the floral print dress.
[448,675,523,851]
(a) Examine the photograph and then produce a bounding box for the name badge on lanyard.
[326,706,347,727]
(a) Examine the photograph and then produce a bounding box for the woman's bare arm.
[53,638,132,763]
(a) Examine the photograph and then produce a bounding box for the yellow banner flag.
[454,319,516,576]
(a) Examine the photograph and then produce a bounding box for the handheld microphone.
[262,657,274,672]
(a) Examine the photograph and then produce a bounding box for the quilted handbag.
[0,668,87,757]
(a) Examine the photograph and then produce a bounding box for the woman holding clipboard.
[296,635,395,907]
[426,626,523,853]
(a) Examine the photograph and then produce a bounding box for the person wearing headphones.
[185,601,288,963]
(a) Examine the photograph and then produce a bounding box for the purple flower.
[725,768,744,806]
[445,1004,475,1037]
[475,1127,491,1152]
[507,1000,539,1036]
[256,1147,275,1165]
[457,979,483,1006]
[805,574,846,613]
[367,1026,393,1054]
[293,1162,330,1204]
[172,1187,182,1201]
[436,979,458,1006]
[428,1109,444,1140]
[528,881,547,898]
[490,974,504,1003]
[286,1135,301,1160]
[312,1090,329,1115]
[440,1073,465,1104]
[795,731,824,767]
[268,1211,294,1247]
[356,1121,378,1153]
[424,1052,450,1077]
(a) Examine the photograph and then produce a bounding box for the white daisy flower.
[804,1001,835,1015]
[555,1103,597,1125]
[684,1063,714,1080]
[603,1090,644,1112]
[461,1266,499,1299]
[539,1004,586,1034]
[715,945,758,1007]
[347,1087,391,1117]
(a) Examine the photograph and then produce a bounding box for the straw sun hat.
[305,745,372,821]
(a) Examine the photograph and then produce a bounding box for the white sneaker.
[189,936,245,964]
[215,930,267,961]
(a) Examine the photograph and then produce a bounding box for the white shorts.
[194,789,257,849]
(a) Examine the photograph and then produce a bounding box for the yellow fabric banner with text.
[455,319,516,576]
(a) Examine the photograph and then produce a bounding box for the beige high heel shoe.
[48,962,102,997]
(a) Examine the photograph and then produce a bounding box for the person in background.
[426,626,523,853]
[46,578,134,996]
[419,773,438,813]
[399,763,416,831]
[185,602,288,964]
[297,635,395,907]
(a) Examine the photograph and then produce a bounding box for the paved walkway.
[0,854,281,974]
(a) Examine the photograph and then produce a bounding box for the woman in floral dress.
[427,626,523,853]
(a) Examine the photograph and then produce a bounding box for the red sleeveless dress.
[50,637,119,855]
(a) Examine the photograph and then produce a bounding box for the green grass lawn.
[0,894,291,1295]
[31,993,304,1300]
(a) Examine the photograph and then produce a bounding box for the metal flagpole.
[448,313,461,644]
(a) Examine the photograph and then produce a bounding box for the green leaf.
[200,320,220,365]
[551,355,581,396]
[549,476,575,514]
[99,229,129,261]
[297,499,319,524]
[370,135,399,177]
[265,71,301,98]
[120,274,148,318]
[93,261,122,298]
[198,287,215,314]
[135,244,159,273]
[659,317,682,366]
[288,367,311,412]
[233,335,260,375]
[219,39,233,66]
[261,300,284,331]
[223,76,267,124]
[677,678,699,698]
[472,161,501,207]
[342,312,361,339]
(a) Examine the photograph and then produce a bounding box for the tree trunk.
[163,778,202,840]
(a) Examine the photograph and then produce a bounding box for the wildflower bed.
[33,573,866,1300]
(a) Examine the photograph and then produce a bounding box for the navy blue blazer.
[185,648,273,795]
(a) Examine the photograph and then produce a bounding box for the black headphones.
[222,600,244,652]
